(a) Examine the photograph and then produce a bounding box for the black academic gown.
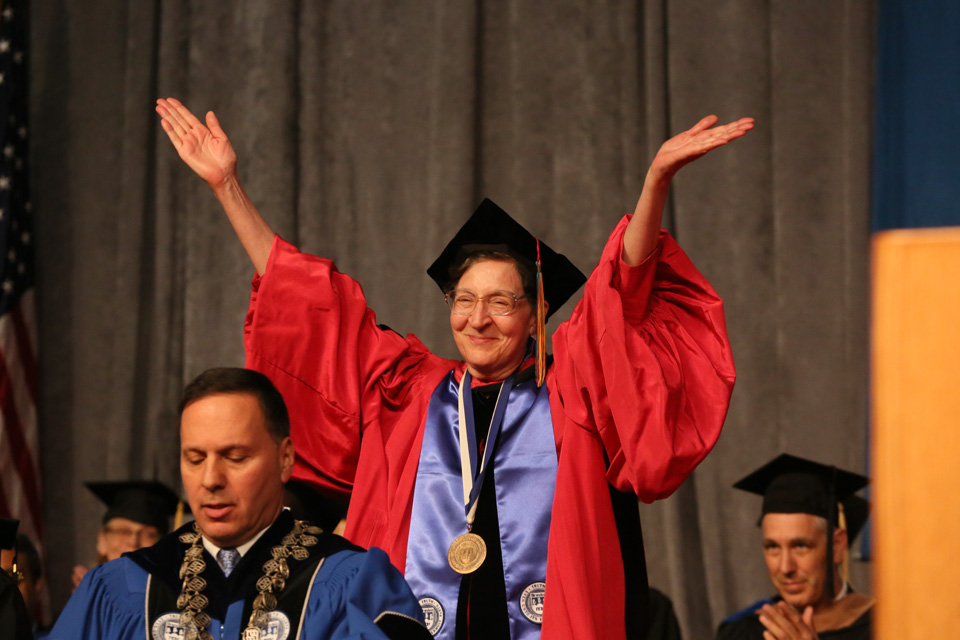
[716,607,872,640]
[646,588,682,640]
[0,569,31,640]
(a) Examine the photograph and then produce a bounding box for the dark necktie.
[217,547,240,577]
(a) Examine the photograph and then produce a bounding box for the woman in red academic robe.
[157,97,751,640]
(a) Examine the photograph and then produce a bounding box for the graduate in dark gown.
[9,532,51,639]
[53,368,429,640]
[716,455,874,640]
[646,588,682,640]
[72,479,184,590]
[0,570,31,640]
[0,518,32,640]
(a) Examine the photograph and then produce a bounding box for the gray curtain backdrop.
[30,2,874,637]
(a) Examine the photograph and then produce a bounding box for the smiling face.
[96,517,161,561]
[762,512,846,610]
[450,258,536,382]
[180,392,294,548]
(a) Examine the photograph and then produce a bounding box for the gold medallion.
[447,532,486,574]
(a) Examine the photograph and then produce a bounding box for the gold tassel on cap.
[174,498,185,530]
[838,501,850,584]
[535,239,547,387]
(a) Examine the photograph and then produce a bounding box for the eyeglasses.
[3,559,23,584]
[445,289,528,316]
[103,525,161,546]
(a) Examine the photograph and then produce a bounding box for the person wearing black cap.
[0,517,33,640]
[157,98,750,640]
[2,532,50,639]
[716,454,874,640]
[71,479,182,589]
[52,367,430,640]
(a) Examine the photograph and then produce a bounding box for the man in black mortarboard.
[71,480,183,589]
[715,454,874,640]
[0,517,33,640]
[2,531,50,639]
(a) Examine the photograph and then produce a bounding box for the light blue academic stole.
[405,369,558,639]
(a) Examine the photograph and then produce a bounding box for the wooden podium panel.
[872,227,960,639]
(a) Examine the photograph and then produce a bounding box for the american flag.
[0,0,41,544]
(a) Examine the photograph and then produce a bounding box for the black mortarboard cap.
[733,453,869,522]
[734,453,870,599]
[840,494,870,547]
[0,517,18,549]
[85,480,185,535]
[284,480,348,534]
[426,198,586,320]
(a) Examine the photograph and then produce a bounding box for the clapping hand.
[757,601,819,640]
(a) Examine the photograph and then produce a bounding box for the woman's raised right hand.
[156,97,237,189]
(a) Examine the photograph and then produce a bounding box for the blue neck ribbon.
[406,369,558,640]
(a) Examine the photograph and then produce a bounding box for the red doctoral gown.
[244,215,735,640]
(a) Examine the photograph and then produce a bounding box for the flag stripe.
[12,304,36,402]
[0,302,37,469]
[18,288,37,353]
[0,0,41,547]
[0,479,12,520]
[0,429,26,529]
[0,347,43,536]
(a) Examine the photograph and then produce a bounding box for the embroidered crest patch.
[259,611,291,640]
[519,582,546,624]
[419,596,444,636]
[151,610,292,640]
[152,613,193,640]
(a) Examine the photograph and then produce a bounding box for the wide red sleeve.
[243,235,421,500]
[550,215,735,501]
